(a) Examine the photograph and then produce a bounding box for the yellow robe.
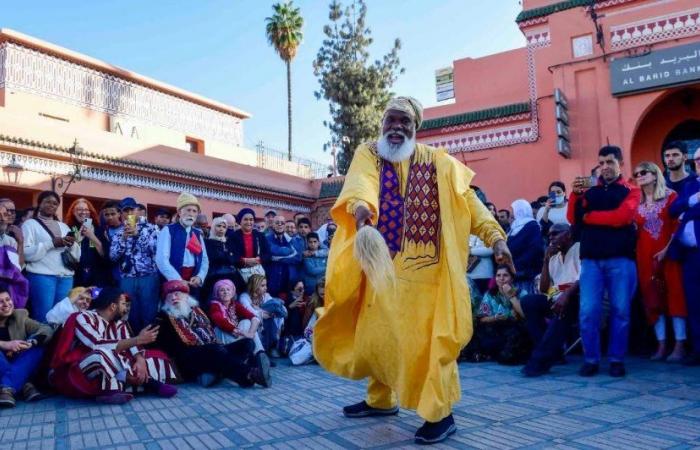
[314,143,505,422]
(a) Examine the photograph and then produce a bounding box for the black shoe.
[415,414,457,445]
[681,353,700,366]
[251,352,271,388]
[21,382,46,402]
[579,362,599,377]
[609,362,626,377]
[521,362,550,378]
[342,401,399,418]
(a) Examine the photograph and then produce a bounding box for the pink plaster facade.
[418,0,700,209]
[0,29,334,224]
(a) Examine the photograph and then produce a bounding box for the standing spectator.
[156,193,209,301]
[22,191,80,321]
[497,209,512,233]
[634,162,687,362]
[324,222,337,248]
[264,210,277,236]
[264,215,300,297]
[484,202,498,219]
[286,219,305,287]
[255,219,267,234]
[297,217,312,241]
[135,203,148,218]
[0,287,54,408]
[521,223,580,376]
[110,199,160,332]
[568,145,641,377]
[668,147,700,365]
[231,208,270,283]
[664,141,693,194]
[154,208,172,231]
[221,213,237,233]
[468,235,494,296]
[303,232,327,295]
[14,208,34,227]
[195,214,210,239]
[99,200,123,286]
[0,205,28,308]
[66,198,109,288]
[506,199,544,295]
[536,181,570,236]
[0,198,24,248]
[203,217,245,298]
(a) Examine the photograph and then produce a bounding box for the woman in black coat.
[203,217,246,301]
[506,199,544,295]
[229,208,271,290]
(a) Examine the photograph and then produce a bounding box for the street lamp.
[51,139,84,196]
[3,154,24,184]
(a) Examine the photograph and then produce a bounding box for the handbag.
[289,338,314,365]
[33,218,79,271]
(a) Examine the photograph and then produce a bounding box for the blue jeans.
[0,347,44,392]
[579,258,637,363]
[119,273,160,333]
[26,273,73,322]
[681,247,700,354]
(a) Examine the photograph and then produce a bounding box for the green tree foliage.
[313,0,403,174]
[266,1,304,161]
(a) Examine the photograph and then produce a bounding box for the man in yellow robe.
[314,96,514,445]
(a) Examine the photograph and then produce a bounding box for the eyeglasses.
[633,169,650,178]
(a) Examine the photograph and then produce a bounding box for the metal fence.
[255,141,330,179]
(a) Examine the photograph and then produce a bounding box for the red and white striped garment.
[74,311,175,391]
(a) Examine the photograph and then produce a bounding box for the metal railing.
[255,141,330,179]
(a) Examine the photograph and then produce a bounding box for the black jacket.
[229,229,271,268]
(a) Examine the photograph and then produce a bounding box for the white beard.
[377,132,416,163]
[180,217,196,227]
[162,296,198,319]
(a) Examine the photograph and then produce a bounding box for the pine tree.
[313,0,403,174]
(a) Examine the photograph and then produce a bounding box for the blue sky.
[3,0,525,164]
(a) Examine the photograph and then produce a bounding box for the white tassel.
[354,226,396,295]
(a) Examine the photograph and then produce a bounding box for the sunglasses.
[633,169,651,178]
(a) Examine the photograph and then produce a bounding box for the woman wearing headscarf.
[506,199,544,295]
[208,279,264,355]
[230,208,271,285]
[203,217,246,300]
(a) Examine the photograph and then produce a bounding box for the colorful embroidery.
[638,196,669,241]
[377,161,405,256]
[404,162,440,248]
[169,307,217,346]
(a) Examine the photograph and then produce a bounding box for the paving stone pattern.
[1,357,699,449]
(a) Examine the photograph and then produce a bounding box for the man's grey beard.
[180,217,196,227]
[377,132,416,163]
[162,296,198,319]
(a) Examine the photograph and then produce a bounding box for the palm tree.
[266,1,304,161]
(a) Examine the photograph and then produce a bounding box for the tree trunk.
[286,59,293,162]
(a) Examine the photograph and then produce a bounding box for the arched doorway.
[631,87,700,169]
[662,119,700,173]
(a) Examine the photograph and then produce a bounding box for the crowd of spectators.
[466,142,700,379]
[0,191,328,407]
[1,140,699,408]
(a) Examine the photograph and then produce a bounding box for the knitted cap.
[177,192,200,212]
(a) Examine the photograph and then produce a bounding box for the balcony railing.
[255,141,330,180]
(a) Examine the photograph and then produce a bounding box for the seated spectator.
[22,191,80,321]
[154,208,172,231]
[536,181,570,236]
[461,265,530,365]
[0,204,28,309]
[203,217,246,300]
[497,209,511,233]
[155,280,270,388]
[283,281,308,340]
[231,209,270,283]
[46,286,95,327]
[110,197,160,332]
[303,276,325,330]
[668,147,700,366]
[265,214,301,297]
[468,235,494,296]
[66,198,109,288]
[156,193,209,301]
[49,287,177,404]
[0,287,54,408]
[238,274,287,358]
[303,232,327,295]
[633,162,687,362]
[521,223,580,377]
[208,279,263,354]
[507,199,544,294]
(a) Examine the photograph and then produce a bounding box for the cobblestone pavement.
[1,356,699,449]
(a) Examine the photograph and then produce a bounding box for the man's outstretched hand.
[493,239,516,274]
